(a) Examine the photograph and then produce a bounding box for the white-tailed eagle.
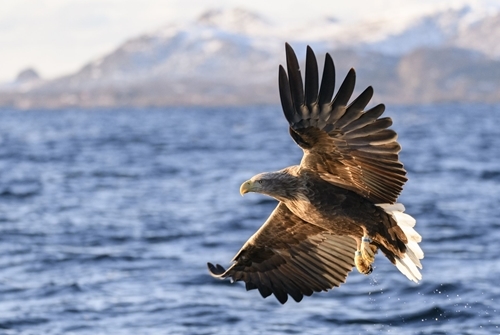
[207,44,423,304]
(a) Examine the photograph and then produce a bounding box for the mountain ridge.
[2,6,500,109]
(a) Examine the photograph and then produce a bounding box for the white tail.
[377,203,424,283]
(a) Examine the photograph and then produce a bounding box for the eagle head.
[240,171,300,201]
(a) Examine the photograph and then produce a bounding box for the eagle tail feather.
[377,203,423,283]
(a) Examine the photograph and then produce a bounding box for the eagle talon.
[355,251,373,275]
[361,235,376,263]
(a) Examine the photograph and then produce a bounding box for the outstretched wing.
[207,203,356,304]
[279,43,407,204]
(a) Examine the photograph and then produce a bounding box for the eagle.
[207,44,423,304]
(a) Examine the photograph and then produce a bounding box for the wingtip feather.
[207,262,227,277]
[318,53,335,105]
[284,43,305,113]
[305,45,319,105]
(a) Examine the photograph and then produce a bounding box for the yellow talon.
[355,236,378,275]
[361,236,376,263]
[355,251,373,275]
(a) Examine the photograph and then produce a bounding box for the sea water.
[0,104,498,334]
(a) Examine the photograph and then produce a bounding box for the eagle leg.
[355,251,373,275]
[361,236,376,264]
[355,236,378,275]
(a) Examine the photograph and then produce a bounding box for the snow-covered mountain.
[356,6,500,58]
[2,6,500,108]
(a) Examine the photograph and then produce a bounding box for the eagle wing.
[279,43,407,204]
[207,203,357,304]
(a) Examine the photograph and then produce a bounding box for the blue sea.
[0,104,498,334]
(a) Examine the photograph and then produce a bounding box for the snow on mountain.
[2,5,500,108]
[76,4,500,84]
[71,8,282,86]
[195,8,273,36]
[453,10,500,58]
[356,5,500,57]
[66,4,500,85]
[355,9,463,55]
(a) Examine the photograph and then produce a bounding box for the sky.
[1,0,499,83]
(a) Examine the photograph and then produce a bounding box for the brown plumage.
[208,44,423,304]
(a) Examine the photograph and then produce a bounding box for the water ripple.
[0,105,497,334]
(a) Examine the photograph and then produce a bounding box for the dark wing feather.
[318,53,335,106]
[304,46,319,105]
[207,203,356,304]
[279,43,407,204]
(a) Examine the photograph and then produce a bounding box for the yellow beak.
[240,180,253,196]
